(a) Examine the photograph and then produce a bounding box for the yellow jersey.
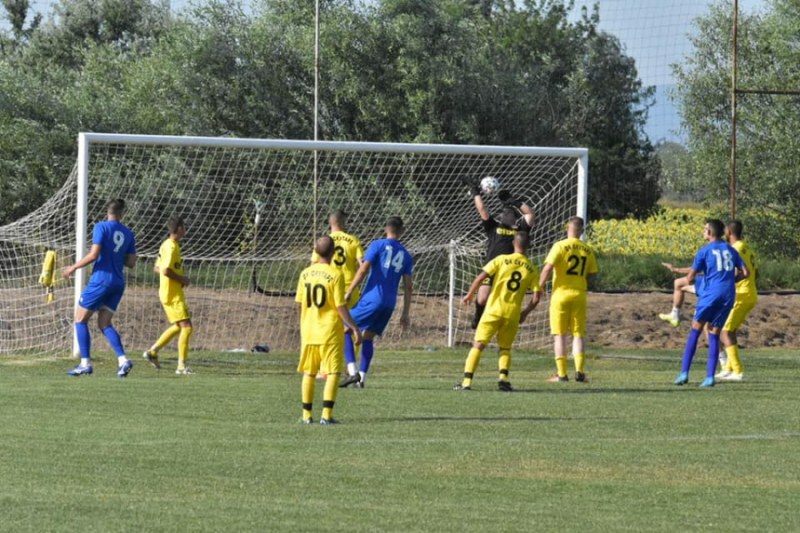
[732,240,758,302]
[157,238,185,304]
[544,237,598,293]
[310,231,364,289]
[295,263,346,345]
[482,252,540,321]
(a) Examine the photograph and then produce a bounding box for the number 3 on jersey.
[382,246,406,273]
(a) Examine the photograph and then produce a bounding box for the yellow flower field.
[587,207,707,258]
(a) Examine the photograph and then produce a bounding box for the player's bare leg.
[659,277,695,327]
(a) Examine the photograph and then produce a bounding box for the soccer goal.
[0,133,587,356]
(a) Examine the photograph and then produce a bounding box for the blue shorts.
[694,296,734,329]
[79,280,125,313]
[350,298,395,336]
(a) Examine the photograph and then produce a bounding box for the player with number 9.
[296,236,362,424]
[454,232,540,392]
[339,216,413,388]
[539,216,598,383]
[62,198,137,378]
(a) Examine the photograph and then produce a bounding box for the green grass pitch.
[1,347,799,532]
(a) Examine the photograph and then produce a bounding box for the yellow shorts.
[162,299,190,324]
[475,313,519,348]
[549,290,587,337]
[723,298,757,332]
[297,343,344,375]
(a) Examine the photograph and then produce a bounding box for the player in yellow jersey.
[297,236,362,424]
[143,216,195,374]
[716,220,758,381]
[311,210,364,376]
[539,216,598,383]
[454,233,540,392]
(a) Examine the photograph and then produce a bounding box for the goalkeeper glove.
[460,176,481,197]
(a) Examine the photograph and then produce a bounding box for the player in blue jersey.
[339,216,413,388]
[674,219,748,388]
[62,199,138,378]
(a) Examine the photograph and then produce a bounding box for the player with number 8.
[454,232,540,392]
[539,216,598,383]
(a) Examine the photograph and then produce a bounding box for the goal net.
[0,134,587,356]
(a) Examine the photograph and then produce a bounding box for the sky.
[8,0,767,144]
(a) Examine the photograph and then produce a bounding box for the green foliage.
[673,0,800,256]
[2,349,800,531]
[0,0,661,226]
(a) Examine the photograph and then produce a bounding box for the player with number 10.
[339,216,413,388]
[539,216,598,383]
[296,236,362,424]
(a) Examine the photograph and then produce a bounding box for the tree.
[673,0,800,257]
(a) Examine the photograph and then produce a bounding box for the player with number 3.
[339,217,413,389]
[674,219,748,387]
[539,216,598,383]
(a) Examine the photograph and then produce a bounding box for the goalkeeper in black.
[463,177,535,329]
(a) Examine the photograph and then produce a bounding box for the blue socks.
[707,332,720,378]
[344,331,356,366]
[680,327,701,374]
[75,322,91,360]
[102,326,126,356]
[359,339,374,374]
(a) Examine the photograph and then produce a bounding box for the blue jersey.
[692,240,743,305]
[89,220,136,286]
[360,238,413,308]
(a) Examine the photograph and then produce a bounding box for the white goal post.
[1,133,587,357]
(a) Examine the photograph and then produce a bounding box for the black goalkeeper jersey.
[483,217,531,261]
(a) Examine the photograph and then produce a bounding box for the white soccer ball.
[480,176,500,195]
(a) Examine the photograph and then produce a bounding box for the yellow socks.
[498,349,511,382]
[322,374,340,421]
[177,326,193,367]
[555,356,568,378]
[726,345,743,374]
[152,324,180,353]
[302,375,315,421]
[574,352,586,373]
[462,347,482,387]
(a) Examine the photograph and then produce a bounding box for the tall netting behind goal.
[0,134,586,356]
